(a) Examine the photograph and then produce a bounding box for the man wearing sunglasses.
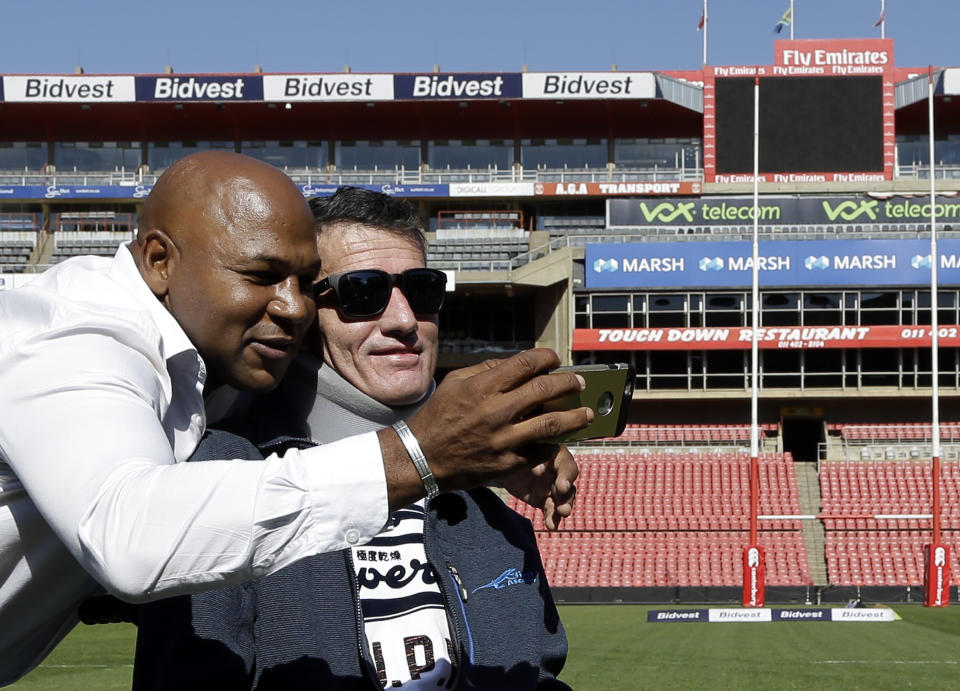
[0,154,589,685]
[133,187,573,689]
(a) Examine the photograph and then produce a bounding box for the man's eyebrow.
[245,254,322,274]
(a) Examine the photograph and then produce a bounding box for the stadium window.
[859,291,898,326]
[427,139,513,170]
[647,294,685,328]
[705,293,744,327]
[690,352,705,389]
[861,348,899,387]
[901,348,918,388]
[592,294,629,312]
[705,350,745,389]
[519,138,606,170]
[241,141,327,169]
[649,351,688,389]
[761,292,800,327]
[843,350,859,389]
[803,350,843,388]
[335,141,420,171]
[147,141,233,170]
[613,137,700,170]
[938,291,958,325]
[901,290,916,325]
[802,292,841,326]
[762,350,801,388]
[940,349,960,387]
[54,142,142,171]
[0,142,46,171]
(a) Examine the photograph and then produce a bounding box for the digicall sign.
[607,195,960,228]
[586,239,960,289]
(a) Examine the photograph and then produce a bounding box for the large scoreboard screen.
[714,76,884,175]
[704,38,895,183]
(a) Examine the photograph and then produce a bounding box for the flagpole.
[790,0,795,39]
[742,69,766,609]
[928,64,941,548]
[924,64,949,607]
[881,0,886,39]
[702,0,708,66]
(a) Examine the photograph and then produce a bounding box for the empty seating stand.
[821,459,960,585]
[0,214,41,273]
[509,449,812,588]
[0,237,35,272]
[427,235,529,269]
[599,423,777,446]
[50,235,128,264]
[538,215,605,236]
[832,421,960,443]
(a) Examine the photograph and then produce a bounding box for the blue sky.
[1,1,954,74]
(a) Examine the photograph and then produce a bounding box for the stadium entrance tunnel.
[782,416,823,462]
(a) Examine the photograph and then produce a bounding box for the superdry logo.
[593,258,618,273]
[472,568,537,593]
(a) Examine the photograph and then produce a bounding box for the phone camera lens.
[597,391,614,416]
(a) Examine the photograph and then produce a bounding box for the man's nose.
[268,276,313,325]
[379,286,418,333]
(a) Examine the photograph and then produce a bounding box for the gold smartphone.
[541,363,635,442]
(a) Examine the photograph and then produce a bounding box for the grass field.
[11,605,960,689]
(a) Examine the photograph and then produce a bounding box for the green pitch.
[10,605,960,689]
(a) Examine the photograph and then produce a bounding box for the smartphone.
[541,363,635,442]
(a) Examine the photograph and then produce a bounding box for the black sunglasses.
[315,268,447,318]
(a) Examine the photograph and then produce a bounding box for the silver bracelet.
[392,420,440,499]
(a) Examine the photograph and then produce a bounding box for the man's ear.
[135,228,179,300]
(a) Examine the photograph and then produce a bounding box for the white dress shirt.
[0,246,389,685]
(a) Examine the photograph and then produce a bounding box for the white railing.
[894,163,960,180]
[0,165,704,188]
[54,231,134,243]
[0,231,38,245]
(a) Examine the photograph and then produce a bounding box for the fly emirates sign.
[774,37,893,76]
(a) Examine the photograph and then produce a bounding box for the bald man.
[0,152,589,685]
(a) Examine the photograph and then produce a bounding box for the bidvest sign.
[585,239,960,289]
[394,73,521,100]
[263,74,394,101]
[521,72,655,99]
[3,75,136,102]
[136,75,263,101]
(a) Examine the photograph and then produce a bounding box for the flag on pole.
[774,7,792,33]
[698,11,705,30]
[874,9,885,27]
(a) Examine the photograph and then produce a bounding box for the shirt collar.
[108,243,207,384]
